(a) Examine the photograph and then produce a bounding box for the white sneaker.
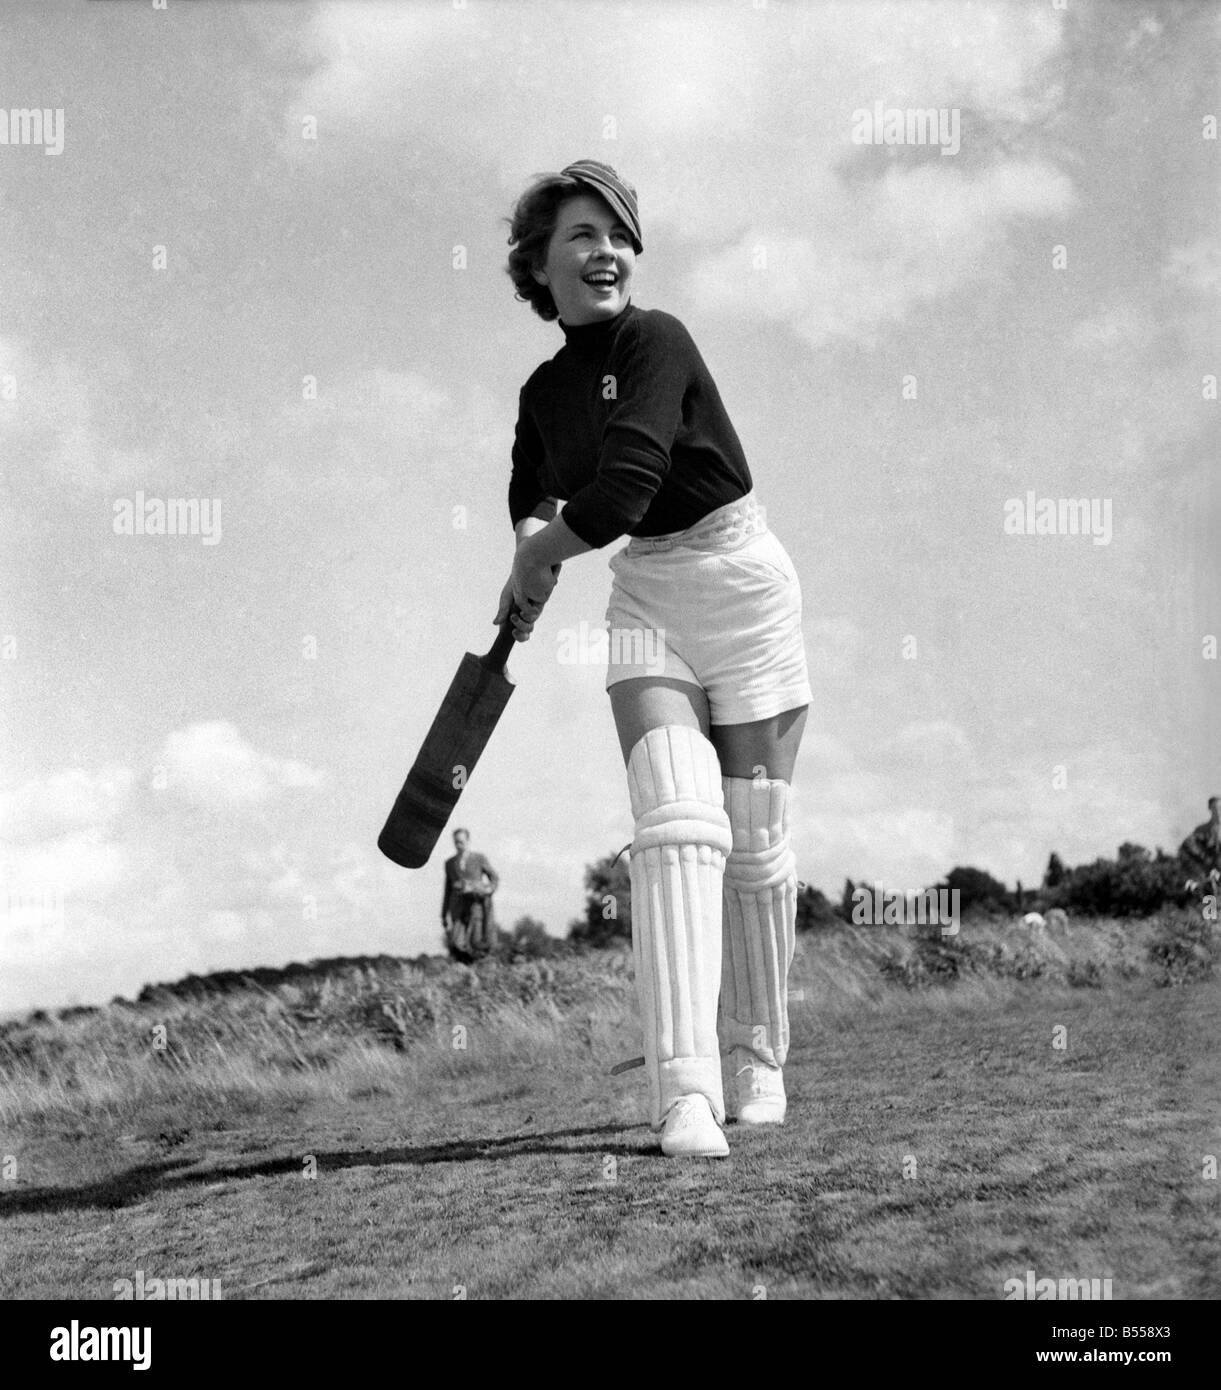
[659,1094,729,1158]
[732,1050,786,1125]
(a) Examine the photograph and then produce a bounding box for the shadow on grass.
[0,1122,644,1217]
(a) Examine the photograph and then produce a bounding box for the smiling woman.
[531,192,637,331]
[504,158,643,324]
[497,160,812,1159]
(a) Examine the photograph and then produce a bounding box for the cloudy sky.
[0,0,1216,1013]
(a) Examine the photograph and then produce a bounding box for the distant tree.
[1048,844,1188,916]
[509,916,551,957]
[511,915,548,943]
[838,877,858,922]
[1044,853,1067,889]
[568,849,632,947]
[941,865,1011,912]
[795,882,841,931]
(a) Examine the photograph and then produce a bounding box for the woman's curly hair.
[504,171,632,322]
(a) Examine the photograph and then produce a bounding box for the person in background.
[442,828,500,962]
[1179,796,1221,891]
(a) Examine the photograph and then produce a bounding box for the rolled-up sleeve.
[559,316,690,549]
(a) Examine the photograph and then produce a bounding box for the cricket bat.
[377,603,521,869]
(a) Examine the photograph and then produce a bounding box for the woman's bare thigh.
[608,679,807,784]
[608,677,711,765]
[710,706,809,782]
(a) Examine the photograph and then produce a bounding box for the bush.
[508,916,558,959]
[1067,959,1103,989]
[1049,844,1189,918]
[985,942,1047,982]
[1043,853,1067,889]
[1147,913,1217,985]
[877,928,988,989]
[796,883,842,932]
[939,866,1014,914]
[568,849,632,948]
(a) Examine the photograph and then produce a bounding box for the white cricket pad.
[627,725,732,1129]
[718,776,797,1069]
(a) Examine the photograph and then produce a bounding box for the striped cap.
[560,159,643,254]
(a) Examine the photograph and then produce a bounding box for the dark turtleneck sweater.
[508,301,752,549]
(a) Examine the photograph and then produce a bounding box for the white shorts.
[603,492,813,726]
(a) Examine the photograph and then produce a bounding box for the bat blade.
[377,650,515,868]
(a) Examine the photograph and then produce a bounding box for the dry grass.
[0,912,1216,1299]
[1,914,1186,1125]
[0,951,639,1125]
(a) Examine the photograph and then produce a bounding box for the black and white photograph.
[0,0,1217,1340]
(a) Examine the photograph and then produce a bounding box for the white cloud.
[1162,237,1221,295]
[801,806,958,887]
[279,0,1064,161]
[689,161,1074,348]
[277,2,432,155]
[1065,238,1217,468]
[806,616,865,677]
[290,368,454,438]
[201,909,250,945]
[0,764,134,843]
[797,732,857,776]
[1070,304,1150,353]
[268,1,1068,349]
[0,338,160,493]
[162,721,326,807]
[874,721,974,772]
[812,1,1063,124]
[1125,13,1164,50]
[0,830,128,901]
[266,370,506,511]
[239,838,375,915]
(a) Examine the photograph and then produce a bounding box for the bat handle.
[482,600,521,673]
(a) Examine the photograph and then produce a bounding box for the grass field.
[1,914,1217,1299]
